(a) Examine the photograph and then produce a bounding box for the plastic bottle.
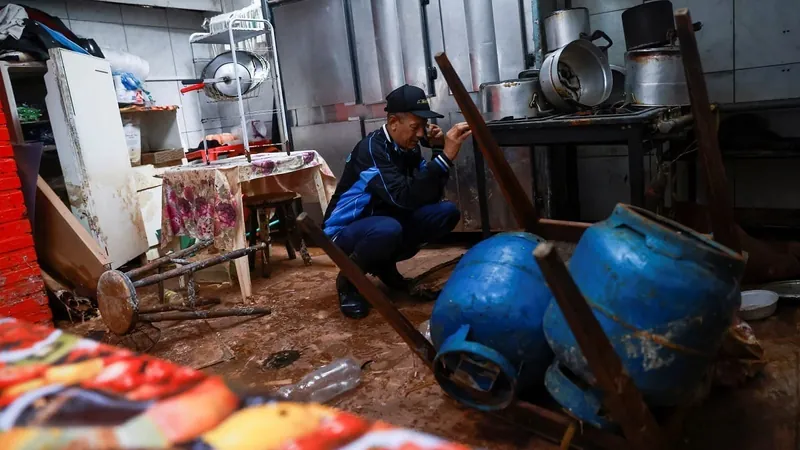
[418,319,432,343]
[277,358,361,404]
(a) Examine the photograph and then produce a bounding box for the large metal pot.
[625,46,689,106]
[540,39,613,110]
[622,1,703,51]
[479,75,553,121]
[621,1,675,51]
[544,8,612,53]
[602,65,626,107]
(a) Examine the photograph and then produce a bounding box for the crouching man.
[322,84,472,319]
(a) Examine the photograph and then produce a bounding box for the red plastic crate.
[0,234,35,254]
[0,277,45,302]
[0,219,31,237]
[0,291,51,325]
[0,157,17,174]
[0,126,11,143]
[0,189,24,209]
[0,248,38,271]
[0,173,21,192]
[0,265,40,288]
[0,206,26,224]
[0,144,11,158]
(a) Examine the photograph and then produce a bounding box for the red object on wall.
[0,107,52,326]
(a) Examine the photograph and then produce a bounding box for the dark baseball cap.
[384,84,444,119]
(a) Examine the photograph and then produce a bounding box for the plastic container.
[122,115,141,166]
[277,358,361,404]
[544,204,745,427]
[431,232,553,411]
[418,319,431,343]
[739,290,779,321]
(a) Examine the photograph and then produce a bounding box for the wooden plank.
[675,9,741,253]
[434,52,542,234]
[533,242,666,450]
[497,401,632,450]
[232,198,252,301]
[140,148,185,166]
[537,219,591,243]
[34,176,111,297]
[297,212,436,369]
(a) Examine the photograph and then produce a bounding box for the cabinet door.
[45,49,148,268]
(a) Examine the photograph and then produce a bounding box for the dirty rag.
[0,4,27,40]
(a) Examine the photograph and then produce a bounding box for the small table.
[160,150,336,300]
[481,106,687,233]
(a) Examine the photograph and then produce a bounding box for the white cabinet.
[45,48,148,269]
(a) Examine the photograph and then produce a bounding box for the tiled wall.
[570,0,800,220]
[7,0,213,150]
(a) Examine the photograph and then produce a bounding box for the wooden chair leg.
[258,208,272,278]
[278,204,296,260]
[247,206,258,271]
[285,198,311,266]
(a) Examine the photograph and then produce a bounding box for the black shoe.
[337,273,370,319]
[373,264,411,291]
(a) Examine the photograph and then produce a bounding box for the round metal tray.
[759,280,800,300]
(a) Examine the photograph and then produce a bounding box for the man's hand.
[443,122,472,161]
[426,124,445,147]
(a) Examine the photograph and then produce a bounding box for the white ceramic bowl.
[739,290,779,321]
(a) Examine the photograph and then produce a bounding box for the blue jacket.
[323,125,453,238]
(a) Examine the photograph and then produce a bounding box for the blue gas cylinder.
[544,204,745,426]
[430,232,553,410]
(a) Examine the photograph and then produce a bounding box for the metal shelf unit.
[187,8,290,163]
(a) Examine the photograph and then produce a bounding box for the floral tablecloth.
[160,151,336,251]
[0,317,470,449]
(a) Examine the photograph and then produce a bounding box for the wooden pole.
[675,9,741,253]
[435,52,542,234]
[533,242,667,450]
[297,213,437,369]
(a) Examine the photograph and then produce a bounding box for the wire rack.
[186,4,289,162]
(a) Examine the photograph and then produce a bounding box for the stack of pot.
[537,7,618,110]
[622,1,698,106]
[478,7,618,120]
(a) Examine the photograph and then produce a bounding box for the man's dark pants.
[333,201,460,271]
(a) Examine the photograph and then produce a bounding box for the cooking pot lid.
[202,51,257,97]
[213,63,253,97]
[544,7,589,19]
[626,45,681,54]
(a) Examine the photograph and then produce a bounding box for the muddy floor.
[67,246,557,449]
[64,244,800,449]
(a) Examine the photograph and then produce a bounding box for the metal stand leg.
[627,128,646,207]
[474,137,491,238]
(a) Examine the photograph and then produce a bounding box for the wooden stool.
[244,192,312,277]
